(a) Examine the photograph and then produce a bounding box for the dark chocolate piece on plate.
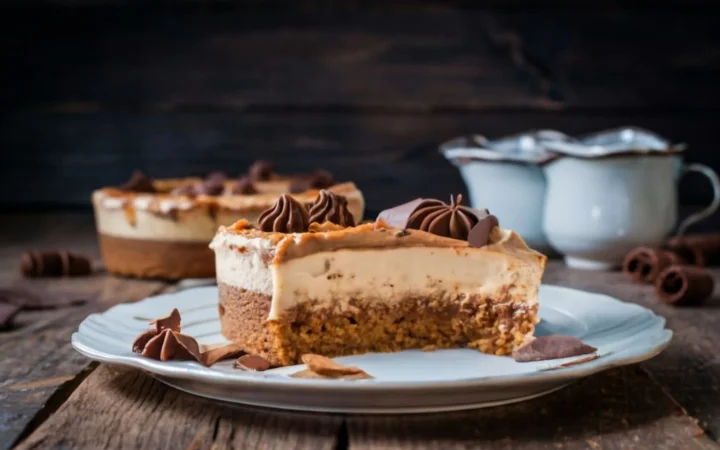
[512,335,597,362]
[655,265,715,306]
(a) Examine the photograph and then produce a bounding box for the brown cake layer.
[218,282,538,366]
[99,234,214,279]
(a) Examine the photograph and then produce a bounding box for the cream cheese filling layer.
[212,233,543,321]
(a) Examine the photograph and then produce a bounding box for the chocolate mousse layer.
[99,234,214,279]
[218,281,538,366]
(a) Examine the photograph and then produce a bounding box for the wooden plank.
[1,9,718,110]
[2,111,720,210]
[0,214,168,449]
[15,366,342,450]
[346,367,716,449]
[543,261,720,443]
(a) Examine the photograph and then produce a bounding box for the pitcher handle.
[677,163,720,236]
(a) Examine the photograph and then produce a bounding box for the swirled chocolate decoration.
[231,176,258,195]
[257,194,310,233]
[289,169,335,193]
[308,190,355,227]
[249,160,274,181]
[406,194,479,240]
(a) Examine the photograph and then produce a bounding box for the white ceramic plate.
[72,285,672,414]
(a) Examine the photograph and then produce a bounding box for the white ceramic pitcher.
[541,127,720,270]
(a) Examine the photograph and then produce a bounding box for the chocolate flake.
[200,344,245,366]
[294,354,373,379]
[512,336,597,362]
[20,250,92,278]
[376,198,425,229]
[467,214,499,248]
[235,354,271,371]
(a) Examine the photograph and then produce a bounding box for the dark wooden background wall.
[2,1,720,216]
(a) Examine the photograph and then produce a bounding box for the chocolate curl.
[667,233,720,266]
[20,250,92,278]
[622,247,685,283]
[655,265,715,306]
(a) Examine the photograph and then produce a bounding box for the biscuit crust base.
[99,233,215,279]
[218,282,538,367]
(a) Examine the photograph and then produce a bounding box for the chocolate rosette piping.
[257,194,310,233]
[406,194,479,240]
[308,190,355,227]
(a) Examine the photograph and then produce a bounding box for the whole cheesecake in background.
[210,193,546,366]
[92,161,365,279]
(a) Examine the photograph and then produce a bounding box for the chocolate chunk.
[376,198,426,229]
[231,176,258,195]
[235,354,271,371]
[200,344,245,367]
[206,171,227,182]
[0,302,21,329]
[308,190,355,227]
[655,265,715,306]
[194,179,225,196]
[120,170,156,193]
[512,336,597,362]
[20,250,92,278]
[249,160,275,181]
[150,308,181,333]
[623,247,685,283]
[257,194,310,233]
[467,213,499,248]
[170,184,197,197]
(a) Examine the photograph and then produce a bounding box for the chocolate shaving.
[308,190,355,227]
[0,302,21,329]
[623,247,686,282]
[655,265,715,306]
[235,354,271,371]
[257,194,310,233]
[512,336,597,362]
[20,250,92,278]
[231,176,258,195]
[248,160,274,181]
[291,354,373,379]
[467,213,499,248]
[120,170,156,193]
[201,344,245,366]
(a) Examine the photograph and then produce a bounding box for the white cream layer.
[93,190,365,242]
[211,230,544,321]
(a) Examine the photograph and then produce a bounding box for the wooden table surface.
[2,213,720,450]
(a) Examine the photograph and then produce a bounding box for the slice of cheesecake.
[210,194,546,366]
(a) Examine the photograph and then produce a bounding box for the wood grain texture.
[544,261,720,443]
[3,111,720,210]
[16,366,342,450]
[346,367,716,449]
[0,214,167,450]
[2,9,718,110]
